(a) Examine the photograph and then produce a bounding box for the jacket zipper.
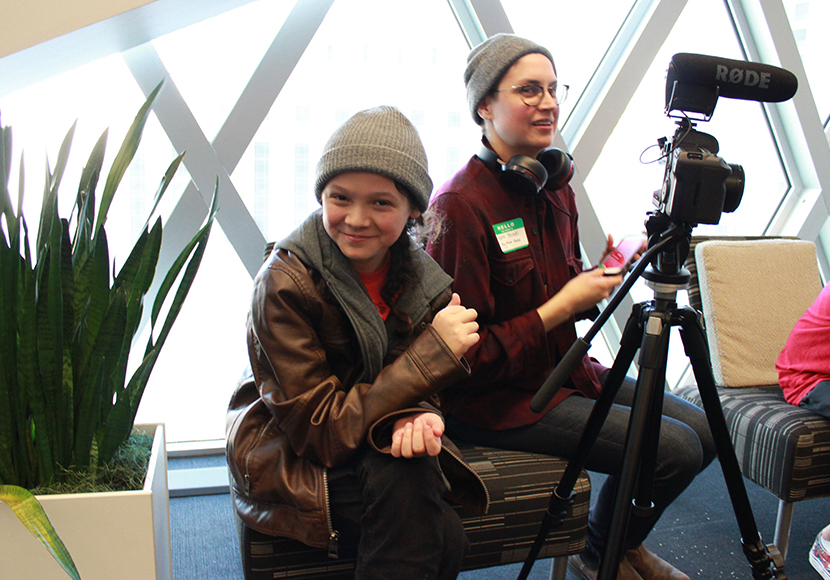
[243,416,339,556]
[441,444,490,512]
[323,468,339,558]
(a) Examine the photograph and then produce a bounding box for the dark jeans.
[799,379,830,419]
[446,374,716,563]
[327,445,468,580]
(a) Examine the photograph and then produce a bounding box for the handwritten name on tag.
[493,219,529,254]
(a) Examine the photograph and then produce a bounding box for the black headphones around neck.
[478,146,574,196]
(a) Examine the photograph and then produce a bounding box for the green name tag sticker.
[493,218,529,253]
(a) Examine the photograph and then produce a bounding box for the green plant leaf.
[72,129,106,268]
[73,228,110,389]
[95,81,163,236]
[108,221,161,408]
[74,283,128,469]
[103,182,217,457]
[34,220,71,470]
[18,246,53,487]
[0,484,81,580]
[114,219,161,319]
[58,220,76,466]
[37,121,75,259]
[0,79,213,536]
[149,180,218,331]
[142,151,184,232]
[0,122,21,483]
[0,229,22,484]
[17,151,25,219]
[99,369,146,463]
[3,218,38,487]
[0,120,12,220]
[97,222,161,461]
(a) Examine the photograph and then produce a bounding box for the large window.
[504,0,796,388]
[2,0,827,441]
[585,0,788,242]
[500,0,637,127]
[231,0,479,244]
[0,0,479,442]
[0,55,189,263]
[785,0,830,126]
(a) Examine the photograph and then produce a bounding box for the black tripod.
[517,215,786,580]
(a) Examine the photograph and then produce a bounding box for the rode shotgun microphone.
[666,53,798,117]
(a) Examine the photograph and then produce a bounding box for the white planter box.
[0,423,172,580]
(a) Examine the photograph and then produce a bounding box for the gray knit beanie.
[314,106,432,212]
[465,33,555,125]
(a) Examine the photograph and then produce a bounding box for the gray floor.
[169,456,827,579]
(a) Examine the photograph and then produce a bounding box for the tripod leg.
[677,307,787,580]
[517,304,646,580]
[556,303,646,496]
[598,303,672,580]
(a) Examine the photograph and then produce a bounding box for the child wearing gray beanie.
[464,33,555,125]
[230,103,482,580]
[314,105,433,212]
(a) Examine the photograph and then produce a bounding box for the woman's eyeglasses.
[494,84,569,107]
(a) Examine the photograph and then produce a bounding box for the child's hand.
[391,413,444,458]
[431,293,480,359]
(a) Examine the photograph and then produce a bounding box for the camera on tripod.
[655,130,744,226]
[525,53,800,580]
[652,52,797,226]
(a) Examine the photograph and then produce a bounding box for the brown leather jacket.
[226,248,488,556]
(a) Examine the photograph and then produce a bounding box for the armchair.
[674,237,830,560]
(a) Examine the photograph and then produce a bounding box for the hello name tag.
[493,219,529,253]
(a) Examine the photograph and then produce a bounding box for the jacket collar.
[278,210,451,381]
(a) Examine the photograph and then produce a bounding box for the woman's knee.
[663,393,717,469]
[656,420,706,483]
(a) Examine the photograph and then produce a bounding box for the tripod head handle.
[530,338,591,412]
[529,224,687,413]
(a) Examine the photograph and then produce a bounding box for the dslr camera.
[654,124,745,225]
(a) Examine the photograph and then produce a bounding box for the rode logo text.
[715,65,771,89]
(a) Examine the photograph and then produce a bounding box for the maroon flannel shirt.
[427,155,602,430]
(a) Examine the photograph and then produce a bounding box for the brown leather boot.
[568,552,644,580]
[625,544,690,580]
[618,557,647,580]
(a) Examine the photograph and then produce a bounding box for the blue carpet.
[170,458,826,579]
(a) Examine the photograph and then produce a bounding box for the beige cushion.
[695,239,821,387]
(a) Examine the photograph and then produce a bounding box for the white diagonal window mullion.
[212,0,337,177]
[730,0,830,253]
[466,0,514,38]
[122,0,335,278]
[123,41,265,277]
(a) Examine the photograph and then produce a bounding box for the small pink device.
[601,236,643,275]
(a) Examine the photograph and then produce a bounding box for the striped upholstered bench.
[235,440,590,580]
[674,237,830,561]
[232,242,591,579]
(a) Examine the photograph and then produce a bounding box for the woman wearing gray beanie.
[427,34,715,580]
[227,106,486,580]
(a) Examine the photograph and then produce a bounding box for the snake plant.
[0,81,218,578]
